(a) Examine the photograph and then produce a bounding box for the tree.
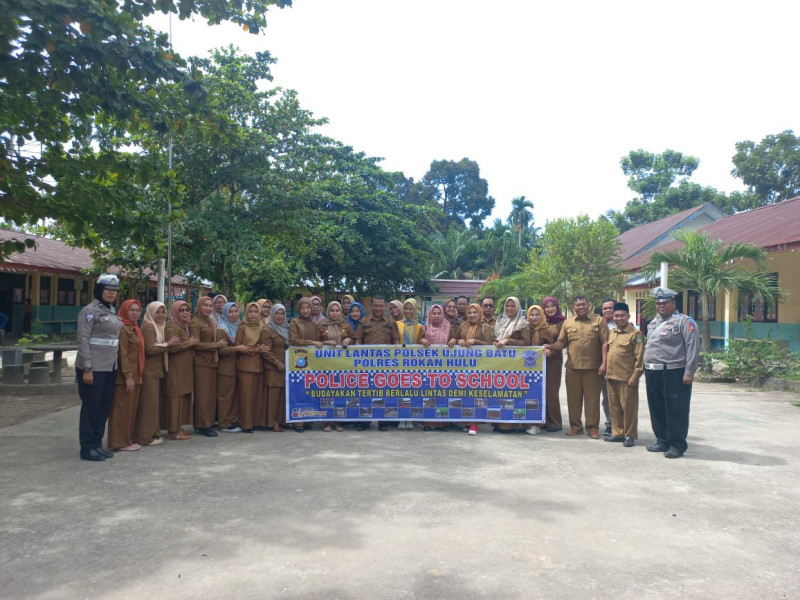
[524,215,624,310]
[421,158,495,229]
[606,149,733,232]
[731,130,800,207]
[0,0,291,258]
[643,230,783,354]
[508,196,534,248]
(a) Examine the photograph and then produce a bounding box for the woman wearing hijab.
[394,298,424,431]
[492,297,531,433]
[256,299,272,326]
[346,301,364,337]
[309,296,325,324]
[456,303,494,348]
[493,297,529,348]
[135,301,180,447]
[290,297,324,348]
[234,302,268,434]
[388,300,404,332]
[75,274,122,461]
[400,299,423,346]
[211,294,228,324]
[419,304,455,431]
[453,302,494,435]
[107,299,145,452]
[216,301,246,433]
[262,303,290,432]
[340,295,355,318]
[163,300,199,440]
[318,301,354,432]
[190,296,227,437]
[541,296,566,432]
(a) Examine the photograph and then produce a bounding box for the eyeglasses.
[178,307,190,313]
[482,304,494,308]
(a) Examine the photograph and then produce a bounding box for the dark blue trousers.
[645,368,692,453]
[77,368,116,453]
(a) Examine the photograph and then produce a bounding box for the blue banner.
[286,345,545,423]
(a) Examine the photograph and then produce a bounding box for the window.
[39,276,51,305]
[739,273,778,323]
[687,291,715,321]
[57,278,76,306]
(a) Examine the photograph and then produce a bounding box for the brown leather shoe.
[167,431,191,441]
[566,426,584,436]
[587,430,600,439]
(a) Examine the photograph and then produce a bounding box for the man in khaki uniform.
[544,295,608,438]
[602,302,644,447]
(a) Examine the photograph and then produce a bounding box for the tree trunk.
[700,291,712,360]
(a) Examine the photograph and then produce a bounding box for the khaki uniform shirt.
[355,315,400,345]
[556,313,609,370]
[190,315,218,367]
[605,325,645,382]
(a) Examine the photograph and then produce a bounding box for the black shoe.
[664,446,684,459]
[646,441,670,452]
[602,426,612,436]
[623,437,635,447]
[241,428,254,434]
[379,425,388,431]
[95,447,113,458]
[202,428,218,437]
[80,449,106,462]
[356,424,369,431]
[604,436,625,443]
[544,425,562,433]
[293,426,305,433]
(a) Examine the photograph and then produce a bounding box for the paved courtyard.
[0,381,798,599]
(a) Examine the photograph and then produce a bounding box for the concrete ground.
[0,381,798,600]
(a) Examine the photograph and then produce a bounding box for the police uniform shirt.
[76,299,123,372]
[356,315,400,345]
[606,325,645,381]
[644,311,700,376]
[556,313,609,370]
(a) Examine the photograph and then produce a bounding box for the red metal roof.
[622,197,800,271]
[617,203,724,260]
[0,230,93,274]
[432,279,486,296]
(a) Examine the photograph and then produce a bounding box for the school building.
[618,199,800,351]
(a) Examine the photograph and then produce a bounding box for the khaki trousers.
[607,379,639,439]
[564,367,601,431]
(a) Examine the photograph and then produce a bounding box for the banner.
[286,345,545,423]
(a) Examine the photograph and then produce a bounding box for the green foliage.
[731,130,800,206]
[606,149,733,232]
[715,319,798,382]
[0,0,290,258]
[483,215,623,310]
[644,230,784,354]
[421,158,495,229]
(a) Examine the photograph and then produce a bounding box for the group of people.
[75,274,699,462]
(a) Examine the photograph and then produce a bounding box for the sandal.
[293,426,305,433]
[323,424,332,432]
[334,424,344,432]
[272,425,284,432]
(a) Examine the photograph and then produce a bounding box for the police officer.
[643,286,699,459]
[75,274,123,461]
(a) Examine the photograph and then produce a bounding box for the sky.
[148,0,800,227]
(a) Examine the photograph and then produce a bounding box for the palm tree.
[508,196,534,248]
[644,230,783,354]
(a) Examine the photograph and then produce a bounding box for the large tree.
[606,149,733,232]
[0,0,290,258]
[644,230,783,354]
[731,130,800,207]
[421,158,495,229]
